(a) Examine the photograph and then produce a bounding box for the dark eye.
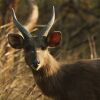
[41,46,46,50]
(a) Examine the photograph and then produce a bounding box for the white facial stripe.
[35,49,49,71]
[36,49,44,70]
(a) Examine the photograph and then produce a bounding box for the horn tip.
[53,6,55,9]
[11,8,15,14]
[11,8,17,21]
[11,8,14,11]
[53,6,55,12]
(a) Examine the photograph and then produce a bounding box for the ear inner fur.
[47,31,61,47]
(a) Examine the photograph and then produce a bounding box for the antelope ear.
[8,34,24,49]
[47,31,62,47]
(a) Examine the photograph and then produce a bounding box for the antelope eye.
[41,46,46,50]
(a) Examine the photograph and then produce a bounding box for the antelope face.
[8,7,62,71]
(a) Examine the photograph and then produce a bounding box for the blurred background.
[0,0,100,99]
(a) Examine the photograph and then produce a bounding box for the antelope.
[8,6,100,100]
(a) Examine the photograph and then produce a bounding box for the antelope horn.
[12,8,32,39]
[41,6,55,36]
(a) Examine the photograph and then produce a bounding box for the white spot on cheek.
[36,64,42,71]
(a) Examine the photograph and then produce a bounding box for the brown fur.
[31,50,100,100]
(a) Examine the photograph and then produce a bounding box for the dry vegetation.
[0,0,100,100]
[0,0,50,100]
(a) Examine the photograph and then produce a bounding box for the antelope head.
[8,7,62,71]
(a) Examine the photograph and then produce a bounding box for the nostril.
[37,59,40,64]
[33,59,40,68]
[34,58,40,64]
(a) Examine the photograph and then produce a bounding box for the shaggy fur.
[32,50,100,100]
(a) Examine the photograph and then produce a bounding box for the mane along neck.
[34,49,60,76]
[33,50,64,98]
[43,51,60,76]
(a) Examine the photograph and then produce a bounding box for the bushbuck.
[8,6,100,100]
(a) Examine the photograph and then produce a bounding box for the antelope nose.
[34,59,40,65]
[31,59,40,69]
